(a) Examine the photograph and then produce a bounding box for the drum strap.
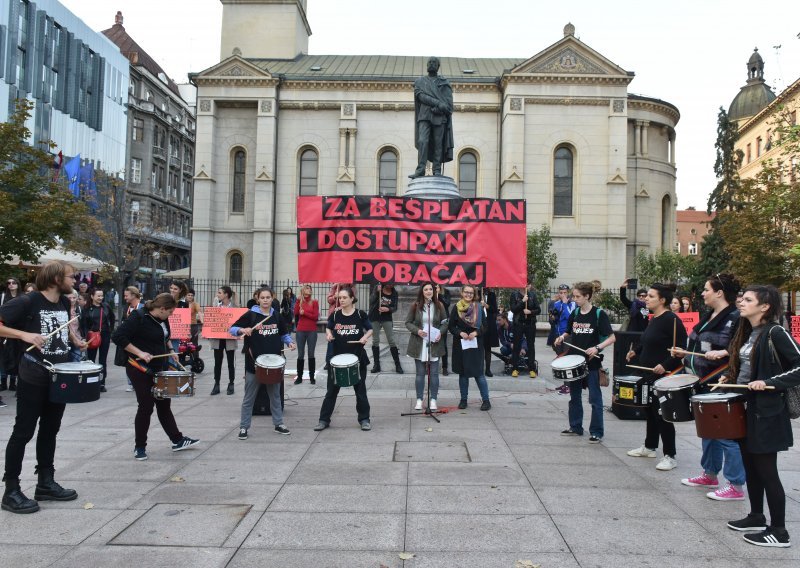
[699,363,729,385]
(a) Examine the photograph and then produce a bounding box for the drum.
[654,374,699,422]
[551,355,588,382]
[330,353,360,387]
[611,375,649,420]
[255,354,286,385]
[152,371,195,399]
[47,361,103,404]
[692,393,747,440]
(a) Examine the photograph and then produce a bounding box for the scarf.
[456,299,481,328]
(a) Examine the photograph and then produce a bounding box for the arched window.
[378,149,398,195]
[229,252,243,283]
[299,148,318,196]
[458,151,477,198]
[553,146,573,216]
[232,149,246,213]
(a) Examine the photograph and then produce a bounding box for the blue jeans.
[568,369,603,437]
[414,359,439,400]
[458,374,489,402]
[701,438,746,485]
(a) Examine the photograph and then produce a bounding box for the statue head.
[427,57,440,74]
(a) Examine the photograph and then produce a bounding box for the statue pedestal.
[405,175,459,199]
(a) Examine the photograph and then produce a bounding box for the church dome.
[728,48,776,121]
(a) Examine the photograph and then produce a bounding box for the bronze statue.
[410,57,454,179]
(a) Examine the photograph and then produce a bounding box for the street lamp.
[150,251,161,299]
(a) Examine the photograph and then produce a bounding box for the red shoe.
[681,473,719,488]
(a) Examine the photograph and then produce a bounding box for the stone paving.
[0,336,798,567]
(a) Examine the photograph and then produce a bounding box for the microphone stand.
[401,302,443,423]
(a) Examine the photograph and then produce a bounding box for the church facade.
[189,0,679,286]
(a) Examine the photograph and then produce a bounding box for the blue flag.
[79,163,97,211]
[64,155,81,197]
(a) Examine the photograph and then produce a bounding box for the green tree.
[708,107,743,214]
[634,249,696,287]
[526,225,558,297]
[687,229,730,293]
[0,99,98,262]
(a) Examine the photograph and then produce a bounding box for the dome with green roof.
[729,48,776,122]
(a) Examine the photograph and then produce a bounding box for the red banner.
[201,307,249,339]
[168,308,191,340]
[296,196,527,286]
[677,312,700,333]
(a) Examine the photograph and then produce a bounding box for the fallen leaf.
[425,427,433,432]
[399,552,415,560]
[514,561,541,568]
[83,502,94,510]
[170,476,185,483]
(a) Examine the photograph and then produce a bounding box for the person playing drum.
[719,285,800,548]
[315,286,373,431]
[0,261,85,514]
[112,293,200,462]
[626,283,687,471]
[554,282,615,443]
[229,287,296,440]
[670,273,745,501]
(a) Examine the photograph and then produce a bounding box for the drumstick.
[708,383,775,390]
[347,340,363,344]
[563,341,598,359]
[672,319,677,350]
[626,364,656,372]
[26,316,79,352]
[667,348,708,358]
[137,353,188,371]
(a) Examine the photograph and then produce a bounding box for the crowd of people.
[0,265,798,551]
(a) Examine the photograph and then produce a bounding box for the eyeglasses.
[462,291,474,296]
[637,293,647,298]
[6,281,16,285]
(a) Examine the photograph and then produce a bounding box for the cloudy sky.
[61,0,800,209]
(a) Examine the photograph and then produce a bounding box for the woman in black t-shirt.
[81,289,115,391]
[315,286,373,431]
[554,282,615,442]
[112,293,199,462]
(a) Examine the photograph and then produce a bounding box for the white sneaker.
[656,456,677,471]
[430,399,437,411]
[414,399,423,410]
[627,445,657,458]
[125,385,133,392]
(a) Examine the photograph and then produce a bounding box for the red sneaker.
[681,473,719,488]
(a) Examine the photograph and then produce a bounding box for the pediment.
[510,36,630,77]
[194,55,275,81]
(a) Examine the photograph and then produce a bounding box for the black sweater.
[633,310,687,377]
[112,309,171,371]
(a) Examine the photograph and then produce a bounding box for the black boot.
[34,467,77,502]
[308,357,316,385]
[210,381,220,395]
[390,346,404,373]
[99,377,107,393]
[9,375,16,391]
[485,350,493,377]
[295,359,304,385]
[226,381,235,395]
[0,377,7,391]
[441,355,449,376]
[371,346,381,373]
[2,477,39,514]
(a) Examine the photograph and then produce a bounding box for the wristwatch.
[595,345,603,352]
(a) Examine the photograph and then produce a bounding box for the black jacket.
[510,290,541,326]
[111,309,171,371]
[81,302,115,337]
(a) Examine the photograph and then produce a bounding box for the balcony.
[183,163,193,175]
[169,156,181,169]
[152,146,166,161]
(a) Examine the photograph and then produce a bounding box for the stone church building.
[189,0,679,286]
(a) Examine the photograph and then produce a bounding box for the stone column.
[252,98,277,282]
[641,120,650,156]
[634,121,642,156]
[670,129,676,165]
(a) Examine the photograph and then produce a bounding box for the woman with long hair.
[405,283,448,411]
[672,274,744,501]
[112,293,199,461]
[0,277,22,392]
[81,289,115,392]
[209,286,238,395]
[368,283,403,373]
[670,297,684,313]
[280,287,296,333]
[720,285,800,547]
[626,283,688,471]
[449,284,490,410]
[293,284,319,385]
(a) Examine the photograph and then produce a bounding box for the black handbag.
[767,327,800,419]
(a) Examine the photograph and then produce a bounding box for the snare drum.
[330,353,360,387]
[691,392,746,440]
[152,371,195,399]
[255,354,286,385]
[551,355,588,382]
[47,361,103,404]
[654,374,699,422]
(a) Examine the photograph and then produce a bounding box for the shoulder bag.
[767,326,800,419]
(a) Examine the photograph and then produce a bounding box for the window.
[553,146,574,216]
[688,242,698,256]
[299,148,318,196]
[130,158,141,184]
[756,137,762,158]
[746,143,751,163]
[378,149,398,195]
[232,149,246,213]
[151,165,157,191]
[229,252,243,283]
[130,201,140,226]
[674,242,681,254]
[458,152,478,199]
[132,119,143,142]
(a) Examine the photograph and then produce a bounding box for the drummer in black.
[625,283,687,471]
[112,293,199,461]
[0,261,85,514]
[315,286,373,431]
[229,287,295,440]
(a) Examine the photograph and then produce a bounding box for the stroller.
[178,340,205,373]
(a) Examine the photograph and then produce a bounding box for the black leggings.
[644,394,676,457]
[213,348,235,384]
[739,441,785,529]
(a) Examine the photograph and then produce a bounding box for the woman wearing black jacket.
[81,289,115,392]
[721,285,800,548]
[449,284,490,410]
[112,293,198,461]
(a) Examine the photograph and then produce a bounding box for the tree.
[0,99,98,262]
[708,107,743,214]
[525,225,558,297]
[686,228,730,293]
[634,249,696,287]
